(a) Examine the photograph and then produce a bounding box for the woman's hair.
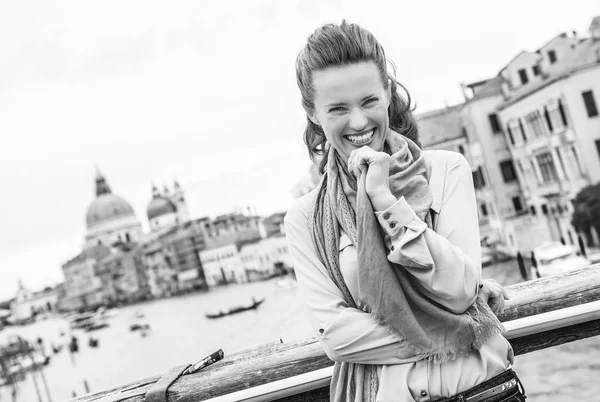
[295,20,420,173]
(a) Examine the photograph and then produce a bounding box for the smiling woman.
[285,21,525,402]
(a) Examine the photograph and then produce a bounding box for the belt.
[465,377,519,402]
[433,369,525,402]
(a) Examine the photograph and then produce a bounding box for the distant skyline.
[1,0,599,300]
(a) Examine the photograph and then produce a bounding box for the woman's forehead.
[312,62,383,104]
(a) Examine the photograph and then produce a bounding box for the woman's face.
[309,61,391,163]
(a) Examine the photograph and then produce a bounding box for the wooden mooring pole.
[72,264,600,402]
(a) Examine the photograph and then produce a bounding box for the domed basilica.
[147,180,189,231]
[85,170,143,247]
[84,169,190,249]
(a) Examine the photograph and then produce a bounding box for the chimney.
[500,81,510,99]
[460,83,470,101]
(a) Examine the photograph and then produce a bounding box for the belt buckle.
[466,378,517,402]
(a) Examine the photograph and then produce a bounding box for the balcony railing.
[73,264,600,402]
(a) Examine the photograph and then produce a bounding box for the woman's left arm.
[377,153,482,314]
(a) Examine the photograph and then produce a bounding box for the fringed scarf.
[309,131,505,402]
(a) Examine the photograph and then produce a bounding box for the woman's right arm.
[284,197,405,365]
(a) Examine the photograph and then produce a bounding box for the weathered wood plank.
[510,318,600,356]
[498,263,600,321]
[272,318,600,402]
[72,264,600,402]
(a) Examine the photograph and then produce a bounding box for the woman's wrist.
[369,189,396,211]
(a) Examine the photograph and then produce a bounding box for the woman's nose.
[348,108,368,131]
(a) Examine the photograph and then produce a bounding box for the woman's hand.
[347,146,395,210]
[478,279,510,315]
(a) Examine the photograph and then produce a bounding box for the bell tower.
[172,178,190,223]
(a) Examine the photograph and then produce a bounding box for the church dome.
[86,194,136,229]
[147,196,177,220]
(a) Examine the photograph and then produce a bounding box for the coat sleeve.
[376,154,482,314]
[284,195,407,365]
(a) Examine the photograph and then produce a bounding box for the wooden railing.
[74,264,600,402]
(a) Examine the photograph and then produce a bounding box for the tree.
[571,183,600,246]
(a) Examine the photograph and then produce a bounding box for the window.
[532,65,541,76]
[556,148,567,180]
[524,110,547,138]
[458,145,465,155]
[558,99,568,126]
[508,120,526,144]
[530,205,537,215]
[541,204,548,215]
[472,167,486,190]
[506,126,515,145]
[582,90,599,117]
[572,146,583,175]
[480,204,488,217]
[547,100,567,131]
[518,118,528,142]
[512,196,524,213]
[536,152,558,182]
[518,69,529,85]
[544,107,553,132]
[488,113,501,133]
[548,50,557,64]
[499,160,517,183]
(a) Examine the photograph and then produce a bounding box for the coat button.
[319,328,324,335]
[383,212,391,219]
[420,390,427,397]
[390,222,396,229]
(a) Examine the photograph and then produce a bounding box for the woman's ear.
[308,113,320,126]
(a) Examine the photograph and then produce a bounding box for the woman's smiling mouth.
[345,129,375,146]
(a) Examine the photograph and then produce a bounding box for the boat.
[532,241,591,277]
[205,297,265,319]
[274,278,297,290]
[69,312,109,332]
[129,322,151,332]
[69,312,97,329]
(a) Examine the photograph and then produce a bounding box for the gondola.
[205,297,265,319]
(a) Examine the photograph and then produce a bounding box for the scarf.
[309,131,505,402]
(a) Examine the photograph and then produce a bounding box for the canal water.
[1,263,599,401]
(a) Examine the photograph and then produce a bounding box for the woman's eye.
[329,107,346,113]
[364,98,378,106]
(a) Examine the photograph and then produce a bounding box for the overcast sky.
[1,0,599,300]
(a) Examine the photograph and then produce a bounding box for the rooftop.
[416,104,466,148]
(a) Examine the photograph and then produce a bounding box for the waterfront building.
[141,221,208,292]
[495,18,600,250]
[239,235,293,280]
[199,211,263,249]
[59,244,111,311]
[416,103,532,253]
[146,179,190,231]
[141,235,179,297]
[458,77,545,254]
[9,281,59,322]
[95,243,150,304]
[259,212,287,238]
[199,243,247,287]
[85,169,143,248]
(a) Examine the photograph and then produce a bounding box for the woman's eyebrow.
[325,94,378,108]
[325,101,347,108]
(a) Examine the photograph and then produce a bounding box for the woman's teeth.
[346,130,374,145]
